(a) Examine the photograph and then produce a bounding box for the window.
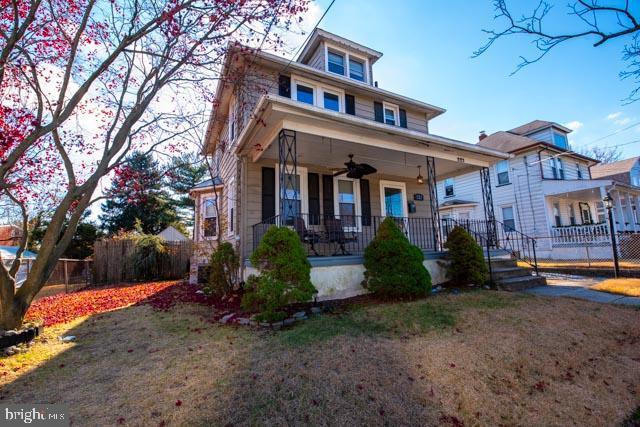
[327,51,345,75]
[228,97,236,144]
[337,179,357,228]
[203,197,217,238]
[576,163,583,179]
[553,132,568,149]
[281,172,301,221]
[496,160,510,185]
[553,202,562,227]
[579,202,592,224]
[227,181,235,235]
[349,57,365,81]
[569,203,576,225]
[551,157,565,179]
[444,178,454,197]
[382,102,399,126]
[632,169,640,187]
[596,202,606,223]
[502,206,515,231]
[296,84,314,105]
[323,92,340,112]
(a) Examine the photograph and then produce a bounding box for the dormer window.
[383,102,399,126]
[349,58,365,81]
[553,132,568,149]
[327,51,345,75]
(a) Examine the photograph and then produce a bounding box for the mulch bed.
[25,281,240,327]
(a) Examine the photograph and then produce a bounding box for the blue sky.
[310,0,640,157]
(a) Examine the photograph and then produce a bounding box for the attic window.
[553,132,568,149]
[349,58,365,81]
[327,51,345,75]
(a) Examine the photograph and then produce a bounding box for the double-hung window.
[335,177,359,229]
[576,163,583,179]
[502,206,515,231]
[383,102,399,126]
[553,132,568,149]
[323,91,340,112]
[496,160,510,185]
[444,178,454,197]
[569,203,576,225]
[203,197,217,238]
[550,157,565,179]
[327,51,345,75]
[553,202,562,227]
[227,181,235,235]
[349,58,365,81]
[296,84,314,105]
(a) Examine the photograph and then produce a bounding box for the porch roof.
[541,179,640,197]
[235,95,509,177]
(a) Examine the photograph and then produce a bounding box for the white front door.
[380,180,409,236]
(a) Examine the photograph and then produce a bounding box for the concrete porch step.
[497,274,547,291]
[488,258,518,269]
[492,266,532,280]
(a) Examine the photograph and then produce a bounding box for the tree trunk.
[0,276,29,330]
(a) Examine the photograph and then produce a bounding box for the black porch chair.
[325,217,357,256]
[292,216,321,256]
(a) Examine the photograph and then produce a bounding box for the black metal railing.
[252,214,438,258]
[443,218,539,276]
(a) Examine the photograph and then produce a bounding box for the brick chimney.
[479,130,487,141]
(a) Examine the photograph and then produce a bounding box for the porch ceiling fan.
[333,154,377,179]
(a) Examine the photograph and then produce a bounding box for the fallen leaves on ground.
[25,281,239,327]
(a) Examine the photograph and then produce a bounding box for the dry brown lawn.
[0,291,639,426]
[592,278,640,297]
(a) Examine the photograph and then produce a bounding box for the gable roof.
[591,157,640,178]
[191,177,223,191]
[509,120,572,136]
[297,28,383,65]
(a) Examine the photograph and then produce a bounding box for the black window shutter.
[374,101,383,123]
[322,174,334,219]
[261,167,276,221]
[345,94,355,115]
[308,173,320,225]
[278,75,291,98]
[399,109,407,128]
[360,179,371,226]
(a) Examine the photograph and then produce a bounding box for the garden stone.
[59,335,76,342]
[293,311,306,319]
[259,322,270,328]
[219,314,235,324]
[195,290,204,295]
[271,321,283,330]
[311,307,321,315]
[283,318,296,326]
[483,285,491,290]
[295,315,308,321]
[237,318,250,326]
[3,346,16,356]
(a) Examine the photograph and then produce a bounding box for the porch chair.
[292,216,321,256]
[324,217,357,256]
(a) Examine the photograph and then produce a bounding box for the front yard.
[1,282,639,426]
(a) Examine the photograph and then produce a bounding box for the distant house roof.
[439,199,478,208]
[0,246,37,259]
[156,226,190,242]
[191,177,223,191]
[509,120,572,136]
[591,157,640,179]
[477,131,598,164]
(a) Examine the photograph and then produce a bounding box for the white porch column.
[626,192,637,232]
[614,190,625,231]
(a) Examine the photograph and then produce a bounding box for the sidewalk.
[525,274,640,306]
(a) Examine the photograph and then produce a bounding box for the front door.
[380,180,409,235]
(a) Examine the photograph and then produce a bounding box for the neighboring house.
[157,226,190,242]
[591,157,640,186]
[437,120,640,259]
[0,246,37,286]
[0,224,23,246]
[189,29,508,298]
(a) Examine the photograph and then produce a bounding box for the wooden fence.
[93,239,192,284]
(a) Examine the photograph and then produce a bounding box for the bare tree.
[578,145,623,163]
[475,1,640,101]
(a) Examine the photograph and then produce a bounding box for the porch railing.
[252,214,438,257]
[443,218,539,276]
[550,223,610,246]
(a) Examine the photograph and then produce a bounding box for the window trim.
[444,177,455,198]
[495,160,510,185]
[323,42,370,84]
[379,180,408,218]
[326,49,345,76]
[333,175,362,232]
[348,56,365,82]
[382,101,399,126]
[274,164,309,219]
[227,179,235,236]
[291,75,345,113]
[202,195,218,240]
[227,96,236,145]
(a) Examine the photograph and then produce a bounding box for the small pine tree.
[362,217,431,298]
[207,242,239,297]
[241,226,316,321]
[443,226,488,286]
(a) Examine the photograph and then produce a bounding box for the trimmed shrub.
[130,234,168,281]
[443,226,488,286]
[242,226,316,321]
[362,217,431,298]
[207,242,239,297]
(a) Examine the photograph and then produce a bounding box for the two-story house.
[437,120,640,260]
[188,29,509,298]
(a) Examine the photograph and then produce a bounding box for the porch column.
[480,167,497,246]
[614,190,625,231]
[626,192,637,232]
[425,156,442,250]
[278,129,297,222]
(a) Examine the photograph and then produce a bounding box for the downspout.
[240,155,249,281]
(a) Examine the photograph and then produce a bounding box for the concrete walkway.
[525,273,640,306]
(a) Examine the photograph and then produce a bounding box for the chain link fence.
[4,258,92,299]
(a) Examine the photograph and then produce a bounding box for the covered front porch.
[542,179,640,247]
[237,95,508,261]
